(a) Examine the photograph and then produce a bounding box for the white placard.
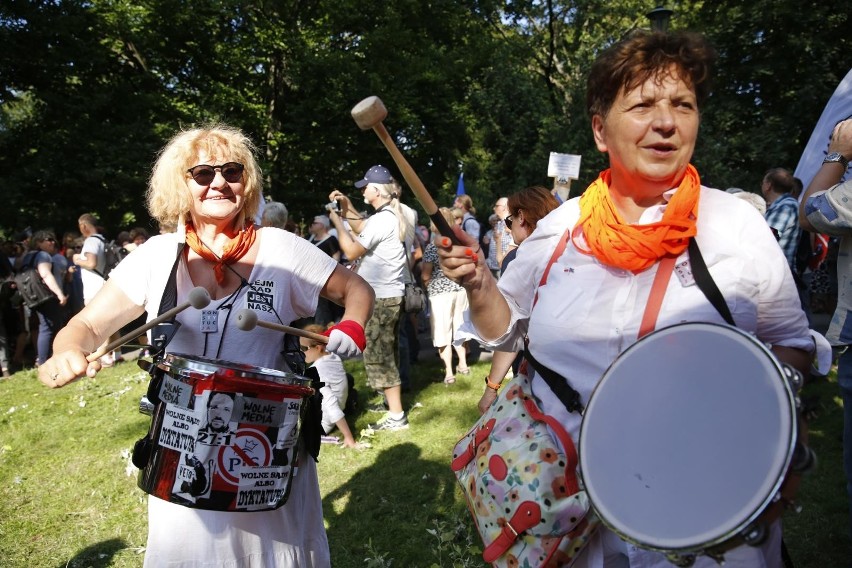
[547,152,582,180]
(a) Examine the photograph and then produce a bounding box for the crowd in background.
[0,169,839,433]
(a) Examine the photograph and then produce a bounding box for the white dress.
[110,228,337,567]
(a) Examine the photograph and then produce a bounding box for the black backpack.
[12,252,55,309]
[93,235,130,279]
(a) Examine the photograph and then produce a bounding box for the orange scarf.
[185,222,257,284]
[572,165,700,273]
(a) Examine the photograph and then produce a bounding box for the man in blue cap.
[327,165,412,431]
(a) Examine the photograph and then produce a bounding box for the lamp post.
[646,6,674,32]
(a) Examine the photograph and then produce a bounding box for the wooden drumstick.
[351,95,462,244]
[86,287,212,363]
[234,309,329,344]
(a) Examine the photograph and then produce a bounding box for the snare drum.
[137,353,314,512]
[579,322,803,565]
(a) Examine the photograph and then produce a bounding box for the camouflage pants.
[364,296,403,390]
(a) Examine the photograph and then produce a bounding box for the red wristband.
[323,320,367,351]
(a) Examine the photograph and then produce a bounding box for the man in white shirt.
[327,165,410,432]
[73,213,107,305]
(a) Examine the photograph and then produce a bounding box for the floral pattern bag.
[451,227,598,566]
[451,372,598,566]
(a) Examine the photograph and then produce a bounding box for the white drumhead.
[579,323,795,552]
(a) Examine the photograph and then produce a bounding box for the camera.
[324,201,340,212]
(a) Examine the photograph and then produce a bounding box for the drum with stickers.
[579,322,812,566]
[136,353,314,512]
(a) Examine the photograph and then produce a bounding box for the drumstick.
[86,287,212,363]
[234,309,329,344]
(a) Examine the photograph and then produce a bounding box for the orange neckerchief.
[184,221,257,285]
[572,164,700,273]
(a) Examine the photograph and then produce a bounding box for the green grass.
[0,349,848,567]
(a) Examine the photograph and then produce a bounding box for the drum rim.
[159,352,310,386]
[578,321,798,554]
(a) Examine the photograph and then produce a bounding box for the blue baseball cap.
[354,165,394,188]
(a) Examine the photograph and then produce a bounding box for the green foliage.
[0,1,851,235]
[0,343,849,566]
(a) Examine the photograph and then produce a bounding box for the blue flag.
[456,172,465,196]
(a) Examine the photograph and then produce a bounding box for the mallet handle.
[372,122,461,244]
[86,300,195,363]
[255,320,329,344]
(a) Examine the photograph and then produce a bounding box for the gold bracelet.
[485,377,503,390]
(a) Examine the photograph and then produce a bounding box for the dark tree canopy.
[1,0,850,240]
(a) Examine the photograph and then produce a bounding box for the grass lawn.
[0,341,848,567]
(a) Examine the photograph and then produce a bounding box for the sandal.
[456,367,471,375]
[444,376,456,384]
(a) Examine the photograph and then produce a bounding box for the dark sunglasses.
[187,162,245,185]
[505,215,514,229]
[299,344,310,352]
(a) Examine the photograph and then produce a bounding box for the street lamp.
[647,6,674,32]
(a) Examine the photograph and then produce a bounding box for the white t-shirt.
[80,233,106,303]
[355,208,405,299]
[110,228,337,567]
[312,353,349,434]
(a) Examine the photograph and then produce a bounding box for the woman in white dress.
[38,124,374,567]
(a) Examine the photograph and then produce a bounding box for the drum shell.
[137,353,314,512]
[578,322,802,561]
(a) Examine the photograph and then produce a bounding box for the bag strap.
[89,235,108,278]
[638,255,677,338]
[149,242,186,356]
[688,238,736,326]
[402,241,416,283]
[22,252,37,271]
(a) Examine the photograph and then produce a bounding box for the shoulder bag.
[13,252,55,309]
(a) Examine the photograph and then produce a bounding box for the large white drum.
[579,323,800,564]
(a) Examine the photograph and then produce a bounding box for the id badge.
[674,259,696,287]
[200,309,218,333]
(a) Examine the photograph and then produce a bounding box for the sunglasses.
[187,162,245,185]
[299,344,311,352]
[505,215,514,229]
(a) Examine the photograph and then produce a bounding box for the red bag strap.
[533,227,573,306]
[638,255,677,339]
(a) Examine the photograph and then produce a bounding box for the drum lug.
[790,443,817,474]
[665,553,697,567]
[782,365,804,392]
[703,551,726,565]
[742,523,767,546]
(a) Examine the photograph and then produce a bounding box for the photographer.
[328,165,412,432]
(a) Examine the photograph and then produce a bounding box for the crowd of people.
[0,221,152,377]
[0,26,848,568]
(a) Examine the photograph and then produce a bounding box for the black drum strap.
[149,242,186,357]
[688,239,736,327]
[522,339,584,414]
